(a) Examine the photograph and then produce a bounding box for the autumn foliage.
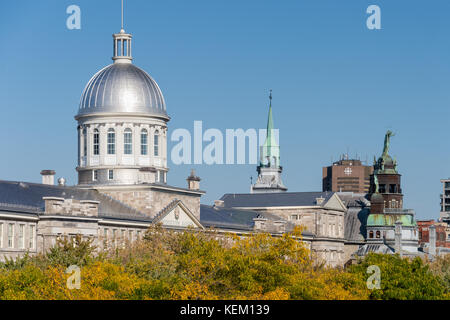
[0,226,448,300]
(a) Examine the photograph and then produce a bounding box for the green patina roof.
[260,91,280,167]
[367,213,417,227]
[263,94,278,149]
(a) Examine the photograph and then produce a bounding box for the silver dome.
[77,63,167,117]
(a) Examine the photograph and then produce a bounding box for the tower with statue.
[357,131,419,257]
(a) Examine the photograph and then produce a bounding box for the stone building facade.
[218,192,347,267]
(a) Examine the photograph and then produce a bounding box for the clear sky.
[1,0,449,220]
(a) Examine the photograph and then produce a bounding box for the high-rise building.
[439,179,450,224]
[322,155,373,193]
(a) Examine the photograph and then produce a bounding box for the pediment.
[323,193,347,212]
[153,200,204,229]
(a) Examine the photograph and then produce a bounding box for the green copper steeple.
[252,90,287,193]
[260,90,280,168]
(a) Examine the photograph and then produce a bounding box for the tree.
[348,253,447,300]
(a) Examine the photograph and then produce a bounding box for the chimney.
[187,169,201,190]
[40,170,55,185]
[394,221,403,257]
[253,216,268,231]
[429,225,436,256]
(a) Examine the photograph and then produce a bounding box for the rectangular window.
[107,130,115,154]
[0,223,3,248]
[124,130,132,155]
[83,128,87,156]
[29,225,35,249]
[93,130,100,155]
[154,134,159,156]
[141,132,148,155]
[93,170,98,181]
[108,170,114,180]
[18,225,25,249]
[8,224,14,248]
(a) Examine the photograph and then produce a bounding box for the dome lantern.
[112,29,132,64]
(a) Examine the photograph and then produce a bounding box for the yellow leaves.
[0,228,411,300]
[261,287,290,300]
[171,281,217,300]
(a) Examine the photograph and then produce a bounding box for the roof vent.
[214,200,224,208]
[40,170,55,185]
[19,182,29,189]
[316,197,325,205]
[58,178,66,186]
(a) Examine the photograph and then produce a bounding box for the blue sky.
[1,0,449,220]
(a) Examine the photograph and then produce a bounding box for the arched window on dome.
[124,128,132,155]
[93,129,100,155]
[376,231,381,239]
[141,129,148,155]
[107,128,115,155]
[82,128,87,157]
[369,231,374,239]
[154,130,159,157]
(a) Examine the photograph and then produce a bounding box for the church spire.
[260,90,280,168]
[265,90,276,148]
[251,90,287,193]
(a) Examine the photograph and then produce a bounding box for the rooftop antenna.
[121,0,124,31]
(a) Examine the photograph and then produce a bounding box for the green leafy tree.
[348,253,447,300]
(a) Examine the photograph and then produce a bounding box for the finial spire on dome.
[113,0,132,64]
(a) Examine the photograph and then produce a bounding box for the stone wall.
[43,197,99,217]
[343,243,361,264]
[100,188,201,219]
[246,207,345,240]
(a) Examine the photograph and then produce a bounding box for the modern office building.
[322,155,373,193]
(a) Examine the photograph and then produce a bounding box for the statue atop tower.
[251,91,287,193]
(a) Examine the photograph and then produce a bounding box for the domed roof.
[77,63,167,118]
